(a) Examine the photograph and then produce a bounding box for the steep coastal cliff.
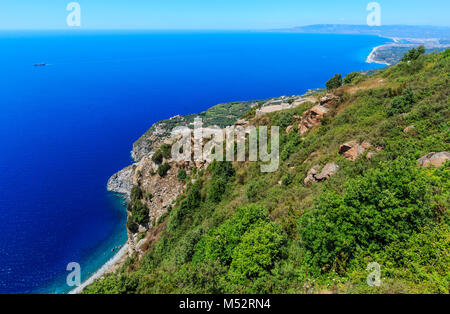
[107,93,319,256]
[130,100,259,162]
[107,165,135,199]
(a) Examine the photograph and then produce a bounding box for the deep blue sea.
[0,31,388,293]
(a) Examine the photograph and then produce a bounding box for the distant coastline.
[366,45,386,64]
[277,25,450,66]
[366,36,397,66]
[365,37,450,66]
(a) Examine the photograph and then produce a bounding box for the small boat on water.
[34,63,47,67]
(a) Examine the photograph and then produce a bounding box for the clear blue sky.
[0,0,449,30]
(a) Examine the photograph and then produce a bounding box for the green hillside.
[86,49,449,294]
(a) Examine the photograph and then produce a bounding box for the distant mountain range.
[275,24,450,39]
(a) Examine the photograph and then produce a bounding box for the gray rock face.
[320,93,340,106]
[304,162,339,185]
[304,165,321,185]
[107,165,135,197]
[131,121,170,162]
[132,142,155,162]
[315,162,340,181]
[339,140,371,161]
[418,152,450,167]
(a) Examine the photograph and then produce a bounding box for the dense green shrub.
[130,186,143,202]
[387,87,415,117]
[299,158,442,273]
[84,273,139,294]
[152,144,172,165]
[127,197,150,232]
[281,174,293,186]
[326,74,342,90]
[177,260,228,294]
[194,204,269,265]
[130,200,149,225]
[208,177,227,203]
[246,180,264,201]
[152,150,164,164]
[157,163,171,177]
[209,160,235,180]
[344,72,364,85]
[193,204,286,284]
[178,169,187,181]
[351,224,450,294]
[273,111,294,129]
[174,228,203,265]
[280,132,301,161]
[208,160,235,203]
[145,191,153,201]
[207,161,235,203]
[126,218,139,233]
[229,222,286,283]
[402,45,426,62]
[160,144,172,159]
[167,180,202,231]
[127,186,150,232]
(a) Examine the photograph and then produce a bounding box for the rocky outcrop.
[107,165,135,198]
[315,162,340,181]
[235,119,249,127]
[339,140,372,161]
[304,162,339,185]
[417,152,450,167]
[295,93,339,135]
[366,145,384,159]
[286,125,294,134]
[298,104,330,134]
[126,157,189,257]
[132,122,171,162]
[138,163,185,223]
[320,93,340,107]
[304,165,321,185]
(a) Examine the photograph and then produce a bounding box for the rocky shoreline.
[69,244,129,294]
[107,165,135,199]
